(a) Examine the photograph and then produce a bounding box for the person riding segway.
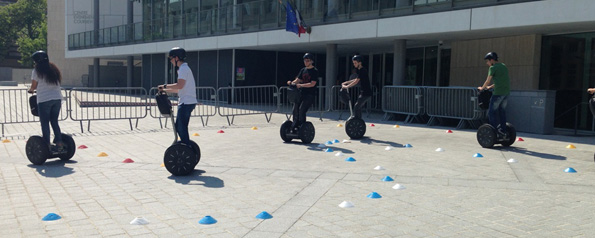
[476,52,517,148]
[157,47,200,176]
[339,55,372,139]
[280,53,318,144]
[25,51,76,165]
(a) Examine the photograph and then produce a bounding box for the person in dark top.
[287,53,319,132]
[342,55,372,119]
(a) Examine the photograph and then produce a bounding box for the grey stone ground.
[1,106,595,237]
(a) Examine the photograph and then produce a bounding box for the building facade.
[54,0,595,132]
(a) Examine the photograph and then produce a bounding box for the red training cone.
[446,130,453,133]
[517,137,524,141]
[370,124,375,127]
[122,158,134,163]
[217,130,225,133]
[78,145,88,149]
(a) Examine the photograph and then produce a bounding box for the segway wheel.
[345,118,366,139]
[26,136,49,165]
[187,140,201,166]
[280,120,293,142]
[501,123,517,147]
[477,124,496,148]
[299,121,315,144]
[58,134,76,161]
[164,144,196,176]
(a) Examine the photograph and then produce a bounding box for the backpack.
[155,91,172,115]
[29,95,38,116]
[478,90,492,110]
[589,95,595,117]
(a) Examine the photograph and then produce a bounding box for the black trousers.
[291,94,315,129]
[354,95,371,119]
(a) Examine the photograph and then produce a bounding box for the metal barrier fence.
[216,85,279,125]
[381,86,424,123]
[278,86,330,121]
[424,87,484,129]
[0,88,69,136]
[148,87,218,127]
[68,87,148,133]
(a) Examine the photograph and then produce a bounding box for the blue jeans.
[488,94,508,133]
[176,104,195,145]
[38,99,62,145]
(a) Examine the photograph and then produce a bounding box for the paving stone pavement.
[1,111,595,237]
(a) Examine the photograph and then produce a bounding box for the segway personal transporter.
[155,91,200,176]
[25,93,76,165]
[280,85,315,144]
[476,90,517,148]
[339,88,366,139]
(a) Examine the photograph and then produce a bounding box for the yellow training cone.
[192,133,200,136]
[2,139,10,143]
[251,126,258,130]
[160,163,165,167]
[393,125,400,128]
[337,124,343,127]
[97,152,108,157]
[566,144,576,149]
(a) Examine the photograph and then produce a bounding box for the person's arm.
[478,75,493,91]
[158,79,186,93]
[588,88,595,94]
[28,80,38,94]
[297,80,316,88]
[343,77,360,88]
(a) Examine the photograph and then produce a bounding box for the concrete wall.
[449,34,541,90]
[49,0,93,86]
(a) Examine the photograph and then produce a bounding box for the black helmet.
[484,52,498,61]
[32,50,49,64]
[303,53,314,60]
[169,47,186,60]
[352,55,362,62]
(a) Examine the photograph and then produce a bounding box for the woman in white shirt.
[27,51,64,151]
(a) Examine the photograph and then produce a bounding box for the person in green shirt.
[478,52,510,138]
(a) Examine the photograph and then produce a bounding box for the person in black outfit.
[342,55,372,119]
[287,53,319,132]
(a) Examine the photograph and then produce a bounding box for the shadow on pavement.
[169,169,224,188]
[500,147,567,160]
[357,136,404,147]
[28,160,77,177]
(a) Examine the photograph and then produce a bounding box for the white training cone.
[335,152,344,157]
[507,158,518,163]
[338,201,354,208]
[317,144,326,148]
[130,217,149,225]
[374,165,385,171]
[392,184,406,190]
[385,146,393,151]
[342,139,351,143]
[435,148,445,152]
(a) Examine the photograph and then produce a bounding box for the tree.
[17,20,46,67]
[0,5,18,62]
[0,0,46,67]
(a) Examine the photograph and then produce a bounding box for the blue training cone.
[345,157,356,162]
[199,215,217,225]
[325,141,333,145]
[404,144,412,148]
[382,176,394,182]
[325,148,334,152]
[333,139,340,143]
[564,167,577,173]
[473,153,484,158]
[255,211,273,219]
[42,213,61,221]
[367,192,382,199]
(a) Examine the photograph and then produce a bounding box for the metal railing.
[381,86,424,123]
[0,89,69,136]
[424,86,484,129]
[68,0,540,50]
[68,87,148,133]
[148,87,218,127]
[216,85,279,125]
